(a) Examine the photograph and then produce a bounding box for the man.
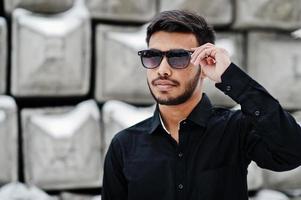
[102,10,301,200]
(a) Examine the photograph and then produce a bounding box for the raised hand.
[190,43,231,83]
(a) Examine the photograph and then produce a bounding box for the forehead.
[148,31,198,50]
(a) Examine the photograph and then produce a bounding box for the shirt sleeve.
[215,63,301,171]
[102,136,127,200]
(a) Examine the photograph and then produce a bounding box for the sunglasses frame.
[138,49,194,69]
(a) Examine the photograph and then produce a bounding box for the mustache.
[151,77,180,86]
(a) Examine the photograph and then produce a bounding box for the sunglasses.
[138,49,194,69]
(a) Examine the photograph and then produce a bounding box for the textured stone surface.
[0,95,18,184]
[0,182,59,200]
[21,100,102,189]
[0,18,7,94]
[11,1,91,97]
[234,0,301,29]
[248,32,301,109]
[159,0,233,26]
[203,32,245,106]
[249,189,289,200]
[95,25,153,103]
[85,0,156,22]
[102,100,154,157]
[262,166,301,190]
[4,0,75,14]
[292,111,301,123]
[61,192,101,200]
[247,161,264,190]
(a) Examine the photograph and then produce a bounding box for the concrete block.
[203,32,245,106]
[292,111,301,124]
[61,192,101,200]
[247,161,264,190]
[21,100,102,190]
[0,95,18,184]
[0,182,59,200]
[85,0,156,22]
[250,189,289,200]
[262,166,301,190]
[11,1,91,97]
[102,100,154,156]
[292,29,301,39]
[248,32,301,109]
[95,25,153,103]
[234,0,301,29]
[0,18,7,94]
[4,0,75,14]
[159,0,233,26]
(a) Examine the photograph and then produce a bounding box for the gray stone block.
[292,29,301,39]
[292,111,301,122]
[203,32,245,106]
[21,100,102,190]
[262,166,301,190]
[248,32,301,109]
[0,182,59,200]
[4,0,75,14]
[11,1,91,97]
[247,161,264,190]
[0,18,7,94]
[250,189,289,200]
[95,25,153,103]
[102,100,154,157]
[0,95,18,184]
[159,0,233,26]
[61,192,101,200]
[234,0,301,29]
[85,0,156,22]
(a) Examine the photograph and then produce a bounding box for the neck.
[159,91,203,132]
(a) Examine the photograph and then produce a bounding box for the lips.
[153,80,177,86]
[152,79,178,91]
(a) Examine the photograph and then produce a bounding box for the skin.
[147,31,231,143]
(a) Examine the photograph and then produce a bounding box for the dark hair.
[146,10,215,46]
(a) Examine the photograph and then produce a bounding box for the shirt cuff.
[215,63,251,102]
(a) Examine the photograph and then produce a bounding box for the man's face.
[147,31,202,105]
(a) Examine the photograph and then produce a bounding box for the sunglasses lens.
[140,50,162,69]
[168,50,191,69]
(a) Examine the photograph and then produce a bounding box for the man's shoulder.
[113,116,154,141]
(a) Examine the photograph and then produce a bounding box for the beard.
[147,67,201,105]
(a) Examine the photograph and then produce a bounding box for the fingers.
[191,43,217,66]
[191,43,214,62]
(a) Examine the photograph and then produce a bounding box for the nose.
[157,57,172,77]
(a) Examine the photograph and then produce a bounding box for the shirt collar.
[148,93,213,134]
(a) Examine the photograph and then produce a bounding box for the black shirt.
[102,63,301,200]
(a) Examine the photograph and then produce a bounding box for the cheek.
[146,70,156,81]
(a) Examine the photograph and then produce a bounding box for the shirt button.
[226,85,232,92]
[254,110,260,116]
[178,152,183,158]
[178,184,184,190]
[182,121,187,125]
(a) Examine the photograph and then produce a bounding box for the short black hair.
[146,10,215,46]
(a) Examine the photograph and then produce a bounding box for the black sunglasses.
[138,49,194,69]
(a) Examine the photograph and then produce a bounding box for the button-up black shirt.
[102,63,301,200]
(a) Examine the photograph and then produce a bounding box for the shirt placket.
[175,120,187,200]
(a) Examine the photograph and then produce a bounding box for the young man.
[102,10,301,200]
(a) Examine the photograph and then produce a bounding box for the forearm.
[216,63,301,171]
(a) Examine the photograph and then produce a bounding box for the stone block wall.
[0,0,301,199]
